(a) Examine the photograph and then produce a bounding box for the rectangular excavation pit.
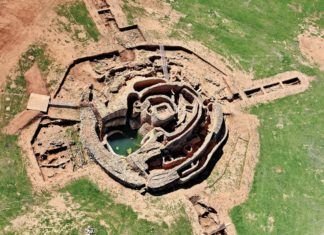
[99,14,115,24]
[92,0,109,9]
[157,104,168,112]
[231,93,242,102]
[106,20,119,30]
[244,87,263,98]
[185,105,193,113]
[98,9,114,17]
[282,77,301,86]
[97,8,111,14]
[119,28,146,44]
[31,118,83,181]
[263,82,281,93]
[220,93,242,102]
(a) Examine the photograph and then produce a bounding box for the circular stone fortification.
[73,46,229,193]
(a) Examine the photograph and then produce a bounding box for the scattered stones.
[77,32,87,40]
[84,225,95,235]
[10,83,17,89]
[189,195,227,235]
[28,55,35,61]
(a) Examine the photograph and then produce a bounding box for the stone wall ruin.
[40,41,311,193]
[69,46,230,192]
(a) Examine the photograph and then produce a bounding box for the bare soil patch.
[299,33,324,70]
[0,0,57,87]
[24,64,49,95]
[3,110,41,135]
[119,49,136,62]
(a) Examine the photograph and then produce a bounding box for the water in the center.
[107,129,142,156]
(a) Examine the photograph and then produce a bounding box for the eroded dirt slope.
[0,0,56,87]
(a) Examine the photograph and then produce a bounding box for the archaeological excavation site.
[2,0,320,234]
[56,45,230,192]
[27,40,310,193]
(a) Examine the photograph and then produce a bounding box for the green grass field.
[60,179,192,235]
[169,0,323,78]
[168,0,324,234]
[231,69,324,234]
[122,0,147,25]
[0,135,32,229]
[0,43,53,229]
[56,0,100,42]
[1,178,192,234]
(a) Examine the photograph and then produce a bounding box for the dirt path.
[3,110,41,135]
[0,0,57,88]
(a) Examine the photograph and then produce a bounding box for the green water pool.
[107,130,142,156]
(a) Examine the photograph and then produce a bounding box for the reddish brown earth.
[0,0,56,87]
[299,34,324,70]
[119,49,136,62]
[3,64,49,135]
[24,64,49,95]
[3,110,41,135]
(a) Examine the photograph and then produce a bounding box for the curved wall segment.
[56,45,229,193]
